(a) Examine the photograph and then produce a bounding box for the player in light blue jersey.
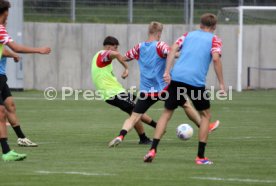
[144,13,225,164]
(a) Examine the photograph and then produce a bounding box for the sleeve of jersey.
[156,41,170,58]
[211,35,222,56]
[175,32,188,48]
[125,44,140,61]
[100,50,112,63]
[0,26,13,45]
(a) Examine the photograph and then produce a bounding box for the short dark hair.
[200,13,217,28]
[0,0,10,15]
[103,36,119,46]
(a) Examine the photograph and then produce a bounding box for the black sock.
[150,138,160,152]
[0,138,11,154]
[12,125,26,138]
[197,141,207,158]
[139,133,148,141]
[148,120,157,128]
[119,129,128,137]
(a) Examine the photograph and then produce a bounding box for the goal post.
[219,6,276,92]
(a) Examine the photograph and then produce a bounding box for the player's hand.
[121,69,129,79]
[39,47,51,54]
[163,72,171,84]
[175,52,180,58]
[218,83,227,96]
[13,54,21,63]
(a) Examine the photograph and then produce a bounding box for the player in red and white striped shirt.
[0,0,51,161]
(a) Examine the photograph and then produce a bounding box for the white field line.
[126,136,272,142]
[36,170,115,176]
[14,97,91,101]
[14,97,49,100]
[224,136,272,139]
[191,177,276,184]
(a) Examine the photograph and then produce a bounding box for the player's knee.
[6,102,16,113]
[200,110,211,120]
[129,113,141,124]
[182,100,190,109]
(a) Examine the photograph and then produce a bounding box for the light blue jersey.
[171,30,222,87]
[137,41,167,92]
[0,57,7,75]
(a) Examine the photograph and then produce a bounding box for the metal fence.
[24,0,276,24]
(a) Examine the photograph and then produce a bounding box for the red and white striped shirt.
[0,25,13,45]
[175,32,222,55]
[125,41,170,60]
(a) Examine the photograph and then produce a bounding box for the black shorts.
[0,75,12,105]
[133,92,168,114]
[105,92,136,115]
[165,80,210,111]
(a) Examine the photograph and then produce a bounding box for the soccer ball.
[176,124,193,140]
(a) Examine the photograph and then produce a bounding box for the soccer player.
[108,21,219,148]
[0,0,51,161]
[91,36,157,145]
[143,13,225,165]
[1,57,38,147]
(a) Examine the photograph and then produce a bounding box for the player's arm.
[164,43,179,83]
[6,41,51,54]
[2,48,20,62]
[110,51,129,79]
[124,44,140,63]
[212,35,225,94]
[213,53,225,93]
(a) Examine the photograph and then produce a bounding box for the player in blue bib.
[144,13,226,165]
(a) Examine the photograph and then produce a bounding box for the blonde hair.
[148,21,163,35]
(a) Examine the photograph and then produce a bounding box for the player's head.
[103,36,119,51]
[200,13,217,31]
[0,0,10,25]
[148,21,163,40]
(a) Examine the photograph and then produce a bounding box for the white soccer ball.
[176,124,193,140]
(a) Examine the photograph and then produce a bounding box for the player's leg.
[108,112,143,147]
[109,94,158,147]
[144,109,174,163]
[195,109,213,164]
[182,99,201,127]
[128,93,157,128]
[0,77,26,161]
[140,113,157,128]
[106,93,151,146]
[133,120,152,144]
[117,94,152,144]
[3,86,37,147]
[190,86,213,165]
[0,106,26,161]
[144,81,181,162]
[182,98,220,133]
